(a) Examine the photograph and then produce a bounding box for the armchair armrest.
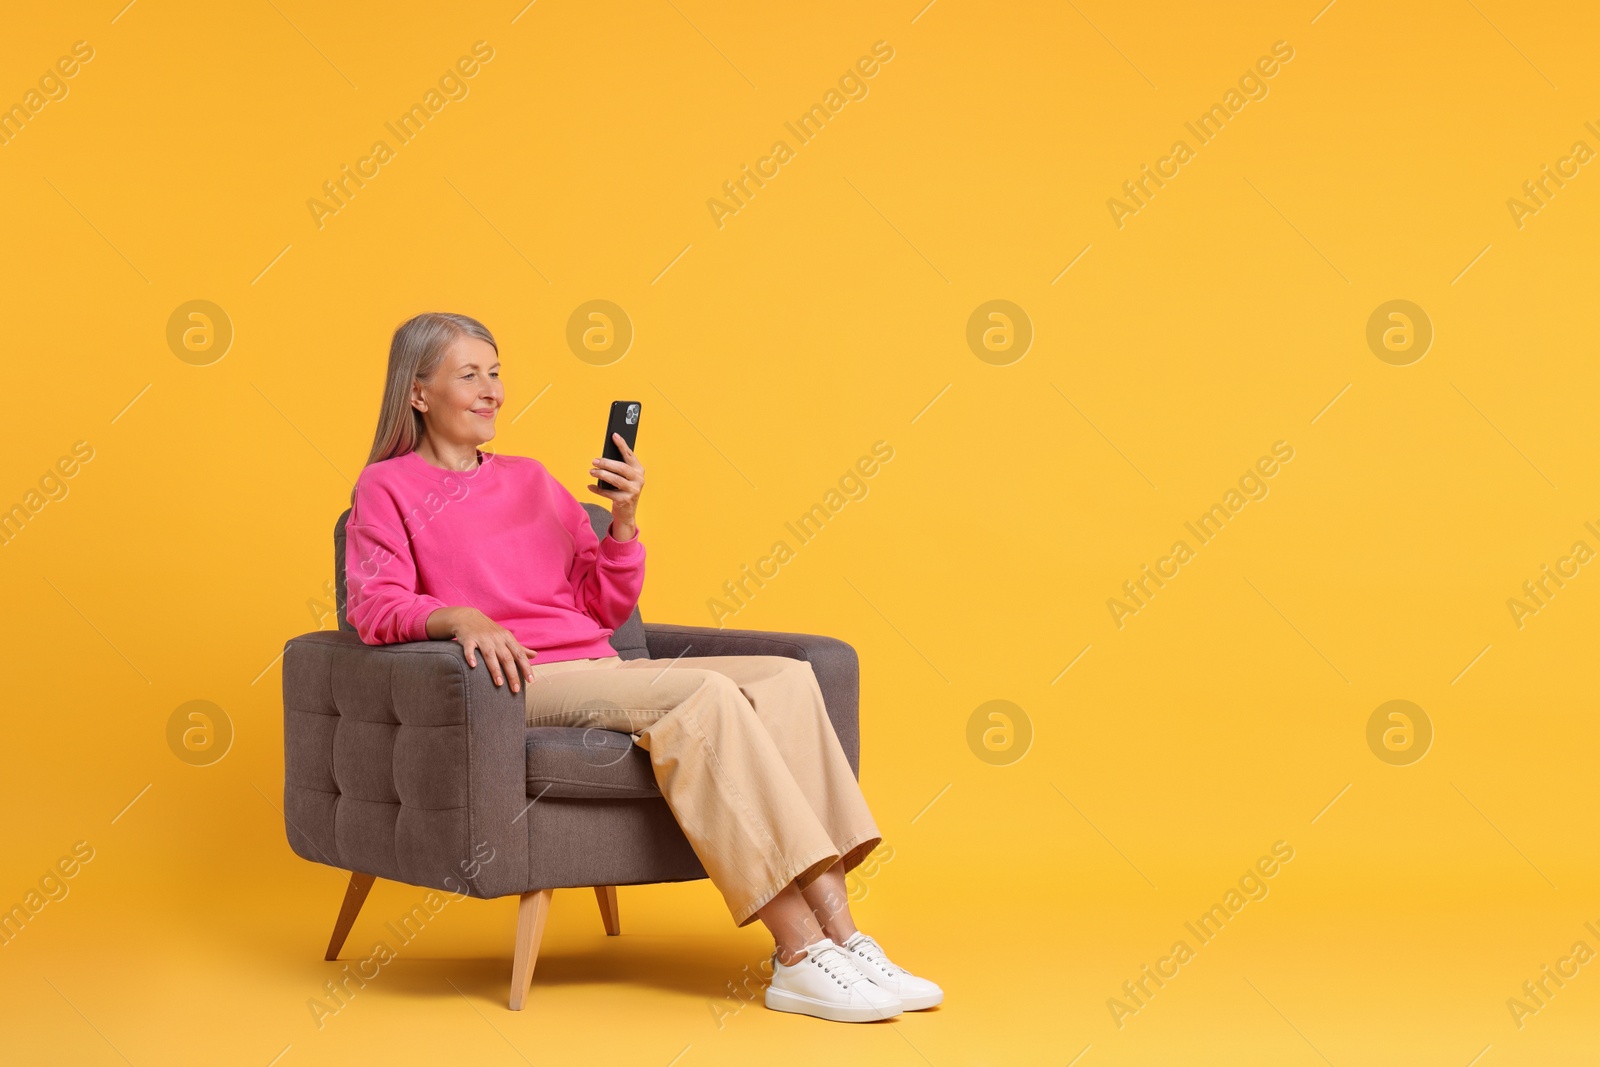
[640,623,862,776]
[281,630,530,899]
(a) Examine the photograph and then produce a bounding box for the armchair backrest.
[333,504,649,658]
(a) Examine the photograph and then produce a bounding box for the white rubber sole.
[764,986,903,1022]
[897,989,944,1011]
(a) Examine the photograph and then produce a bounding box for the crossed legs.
[756,859,859,964]
[524,653,884,937]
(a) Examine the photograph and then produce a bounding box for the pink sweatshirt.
[343,448,645,662]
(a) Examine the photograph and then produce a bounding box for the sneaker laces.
[806,943,872,988]
[844,932,904,977]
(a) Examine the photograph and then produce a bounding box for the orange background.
[2,1,1597,1063]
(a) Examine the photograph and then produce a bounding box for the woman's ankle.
[774,942,811,966]
[757,881,827,964]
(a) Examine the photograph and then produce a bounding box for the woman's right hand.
[426,606,537,693]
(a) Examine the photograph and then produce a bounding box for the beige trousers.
[523,652,883,927]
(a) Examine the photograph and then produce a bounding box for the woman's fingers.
[591,460,630,484]
[499,641,522,690]
[511,645,534,686]
[591,463,640,498]
[496,638,529,692]
[460,620,538,691]
[508,639,534,687]
[472,634,504,687]
[613,433,643,472]
[590,477,634,500]
[594,453,643,483]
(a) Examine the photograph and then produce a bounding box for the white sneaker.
[838,930,944,1010]
[764,936,904,1022]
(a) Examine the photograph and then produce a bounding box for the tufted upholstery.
[285,502,862,901]
[284,630,531,898]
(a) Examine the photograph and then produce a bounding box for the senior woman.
[342,312,941,1023]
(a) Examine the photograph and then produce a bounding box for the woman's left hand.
[589,432,644,540]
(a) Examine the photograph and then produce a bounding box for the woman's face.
[413,334,502,451]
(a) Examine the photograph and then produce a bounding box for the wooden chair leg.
[593,885,620,936]
[325,871,376,961]
[510,888,554,1010]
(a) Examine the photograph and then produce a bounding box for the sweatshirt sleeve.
[562,489,645,631]
[344,476,451,646]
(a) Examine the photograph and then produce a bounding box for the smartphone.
[596,401,641,490]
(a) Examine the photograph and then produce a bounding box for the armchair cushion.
[525,726,658,799]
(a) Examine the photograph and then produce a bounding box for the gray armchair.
[281,504,863,1009]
